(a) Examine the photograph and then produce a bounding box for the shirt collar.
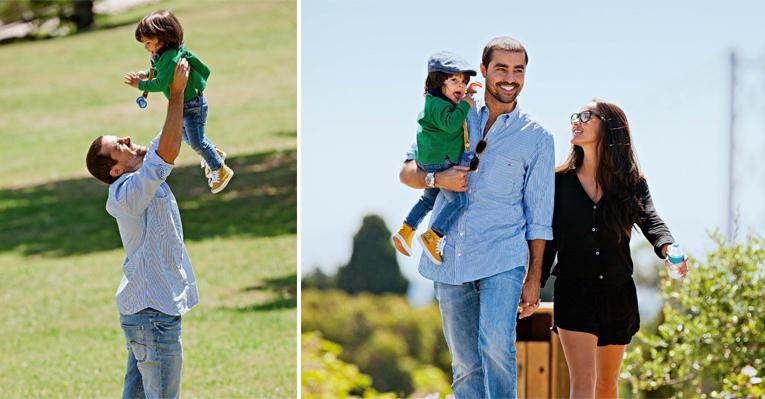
[477,98,523,130]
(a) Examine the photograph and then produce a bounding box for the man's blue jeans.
[120,308,183,399]
[183,95,223,171]
[434,266,525,398]
[404,160,468,235]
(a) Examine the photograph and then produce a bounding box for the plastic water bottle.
[666,243,685,279]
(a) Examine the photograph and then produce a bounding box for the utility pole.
[727,50,737,243]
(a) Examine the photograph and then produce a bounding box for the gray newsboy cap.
[427,51,477,76]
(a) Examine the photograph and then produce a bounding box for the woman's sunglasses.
[570,110,604,124]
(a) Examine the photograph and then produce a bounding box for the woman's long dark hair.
[556,100,644,242]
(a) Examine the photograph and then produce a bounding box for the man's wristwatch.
[425,172,436,188]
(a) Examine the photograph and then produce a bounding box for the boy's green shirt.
[416,94,471,165]
[138,44,211,102]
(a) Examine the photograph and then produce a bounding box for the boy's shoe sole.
[391,234,412,256]
[418,234,443,265]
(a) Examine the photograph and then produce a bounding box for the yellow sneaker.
[391,224,415,256]
[208,164,234,194]
[418,228,445,265]
[201,147,228,178]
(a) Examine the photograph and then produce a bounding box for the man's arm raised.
[156,58,190,164]
[399,160,469,192]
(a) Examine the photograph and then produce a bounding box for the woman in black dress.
[541,100,688,398]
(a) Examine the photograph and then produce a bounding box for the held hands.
[518,279,541,319]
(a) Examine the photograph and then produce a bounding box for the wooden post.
[526,341,550,398]
[515,302,569,398]
[516,342,527,398]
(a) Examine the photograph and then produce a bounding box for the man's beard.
[127,146,148,170]
[486,81,520,104]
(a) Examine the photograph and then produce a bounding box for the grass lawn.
[0,0,296,397]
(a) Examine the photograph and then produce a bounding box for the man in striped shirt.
[400,37,554,398]
[85,59,198,399]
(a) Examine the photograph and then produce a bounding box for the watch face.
[426,173,434,187]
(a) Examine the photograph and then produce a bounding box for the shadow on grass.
[233,273,297,312]
[0,148,296,258]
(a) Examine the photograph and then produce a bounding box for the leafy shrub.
[624,233,765,397]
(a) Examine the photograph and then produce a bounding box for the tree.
[335,214,409,295]
[70,0,93,31]
[623,233,765,397]
[302,267,335,290]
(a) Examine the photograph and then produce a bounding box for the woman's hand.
[661,243,689,278]
[664,257,689,278]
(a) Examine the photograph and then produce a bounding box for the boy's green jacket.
[138,44,210,102]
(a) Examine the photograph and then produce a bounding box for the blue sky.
[301,0,765,301]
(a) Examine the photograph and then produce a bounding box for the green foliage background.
[302,289,451,398]
[335,215,409,295]
[624,233,765,398]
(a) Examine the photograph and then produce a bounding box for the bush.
[302,332,396,399]
[623,233,765,397]
[302,289,451,396]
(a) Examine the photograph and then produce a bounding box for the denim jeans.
[434,266,526,398]
[120,308,183,399]
[183,95,223,171]
[404,160,468,235]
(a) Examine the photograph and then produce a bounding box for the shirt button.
[459,232,464,237]
[457,253,462,257]
[593,205,597,209]
[595,251,600,255]
[592,227,596,232]
[599,275,603,279]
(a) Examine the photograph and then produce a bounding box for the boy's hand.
[462,81,482,107]
[137,71,148,80]
[467,81,482,96]
[123,72,140,88]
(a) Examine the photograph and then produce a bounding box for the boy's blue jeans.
[404,159,468,235]
[434,266,525,398]
[120,308,183,399]
[183,95,223,171]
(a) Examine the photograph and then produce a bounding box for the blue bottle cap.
[136,96,148,109]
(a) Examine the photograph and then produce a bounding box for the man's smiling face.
[481,50,526,105]
[100,135,147,178]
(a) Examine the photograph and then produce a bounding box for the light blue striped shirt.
[408,102,555,285]
[106,135,199,316]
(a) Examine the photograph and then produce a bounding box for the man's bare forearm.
[526,239,545,280]
[156,90,184,164]
[399,160,470,192]
[156,60,189,164]
[400,160,427,189]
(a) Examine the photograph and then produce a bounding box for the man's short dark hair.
[482,36,528,68]
[86,136,118,184]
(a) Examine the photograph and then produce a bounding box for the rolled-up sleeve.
[107,137,174,217]
[523,132,555,240]
[404,141,417,161]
